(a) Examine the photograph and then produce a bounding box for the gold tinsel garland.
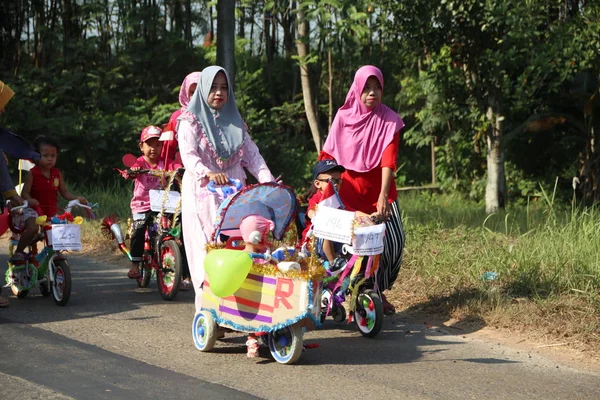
[205,242,327,281]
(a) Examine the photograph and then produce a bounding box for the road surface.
[1,252,598,399]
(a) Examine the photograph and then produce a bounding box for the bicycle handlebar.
[126,168,184,177]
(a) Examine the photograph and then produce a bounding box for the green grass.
[395,190,600,350]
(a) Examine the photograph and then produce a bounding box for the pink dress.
[177,118,274,312]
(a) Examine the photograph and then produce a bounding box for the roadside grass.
[392,190,600,354]
[68,181,600,353]
[72,180,131,259]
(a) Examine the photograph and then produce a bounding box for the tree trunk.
[485,96,506,213]
[327,48,333,129]
[216,0,236,86]
[184,0,192,47]
[296,7,322,152]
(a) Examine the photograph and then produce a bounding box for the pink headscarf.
[179,71,201,109]
[323,65,405,172]
[239,215,275,245]
[169,71,202,126]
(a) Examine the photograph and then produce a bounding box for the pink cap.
[239,215,275,245]
[140,125,162,142]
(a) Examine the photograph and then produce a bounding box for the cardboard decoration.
[202,271,322,332]
[0,81,15,110]
[149,189,181,213]
[50,224,82,251]
[311,205,355,244]
[352,223,386,255]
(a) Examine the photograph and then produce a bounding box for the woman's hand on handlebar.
[371,195,391,221]
[207,172,229,185]
[77,196,88,205]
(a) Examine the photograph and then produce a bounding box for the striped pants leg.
[376,201,406,292]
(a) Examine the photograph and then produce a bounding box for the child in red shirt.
[11,136,87,262]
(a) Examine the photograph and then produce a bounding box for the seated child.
[11,136,87,262]
[302,159,373,272]
[238,214,300,358]
[125,125,182,279]
[301,159,346,265]
[239,214,274,358]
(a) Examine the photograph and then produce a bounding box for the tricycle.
[192,182,326,364]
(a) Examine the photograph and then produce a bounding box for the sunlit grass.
[394,189,600,351]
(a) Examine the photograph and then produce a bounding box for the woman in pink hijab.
[319,65,406,314]
[161,71,202,166]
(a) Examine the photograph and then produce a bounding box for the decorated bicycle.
[6,199,96,306]
[192,182,326,365]
[101,154,188,300]
[310,204,387,338]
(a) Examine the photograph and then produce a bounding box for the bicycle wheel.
[137,257,153,288]
[353,289,383,338]
[157,240,182,301]
[51,259,72,306]
[9,263,36,298]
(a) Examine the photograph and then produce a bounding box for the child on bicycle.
[11,136,87,263]
[301,159,372,270]
[125,125,183,279]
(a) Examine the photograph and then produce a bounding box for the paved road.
[1,252,598,399]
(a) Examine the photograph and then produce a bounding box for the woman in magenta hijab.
[319,65,406,314]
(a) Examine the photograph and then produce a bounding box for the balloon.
[122,153,137,168]
[204,249,252,298]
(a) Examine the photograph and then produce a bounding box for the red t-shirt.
[30,166,61,217]
[319,133,399,214]
[300,191,323,245]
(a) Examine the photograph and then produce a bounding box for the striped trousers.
[376,201,406,292]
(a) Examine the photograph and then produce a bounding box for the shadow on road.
[0,253,195,326]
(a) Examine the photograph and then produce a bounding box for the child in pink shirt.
[126,125,181,279]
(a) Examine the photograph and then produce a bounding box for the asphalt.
[0,251,599,399]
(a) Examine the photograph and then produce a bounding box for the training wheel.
[192,311,217,351]
[267,324,304,365]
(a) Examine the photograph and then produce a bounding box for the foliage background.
[1,0,599,202]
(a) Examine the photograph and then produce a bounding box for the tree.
[296,4,323,152]
[217,0,236,84]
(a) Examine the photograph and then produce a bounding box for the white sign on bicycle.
[149,190,181,213]
[352,223,386,255]
[51,224,82,251]
[312,206,355,244]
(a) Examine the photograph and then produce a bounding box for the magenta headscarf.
[323,65,405,172]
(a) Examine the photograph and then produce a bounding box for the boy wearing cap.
[301,159,346,263]
[125,125,181,279]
